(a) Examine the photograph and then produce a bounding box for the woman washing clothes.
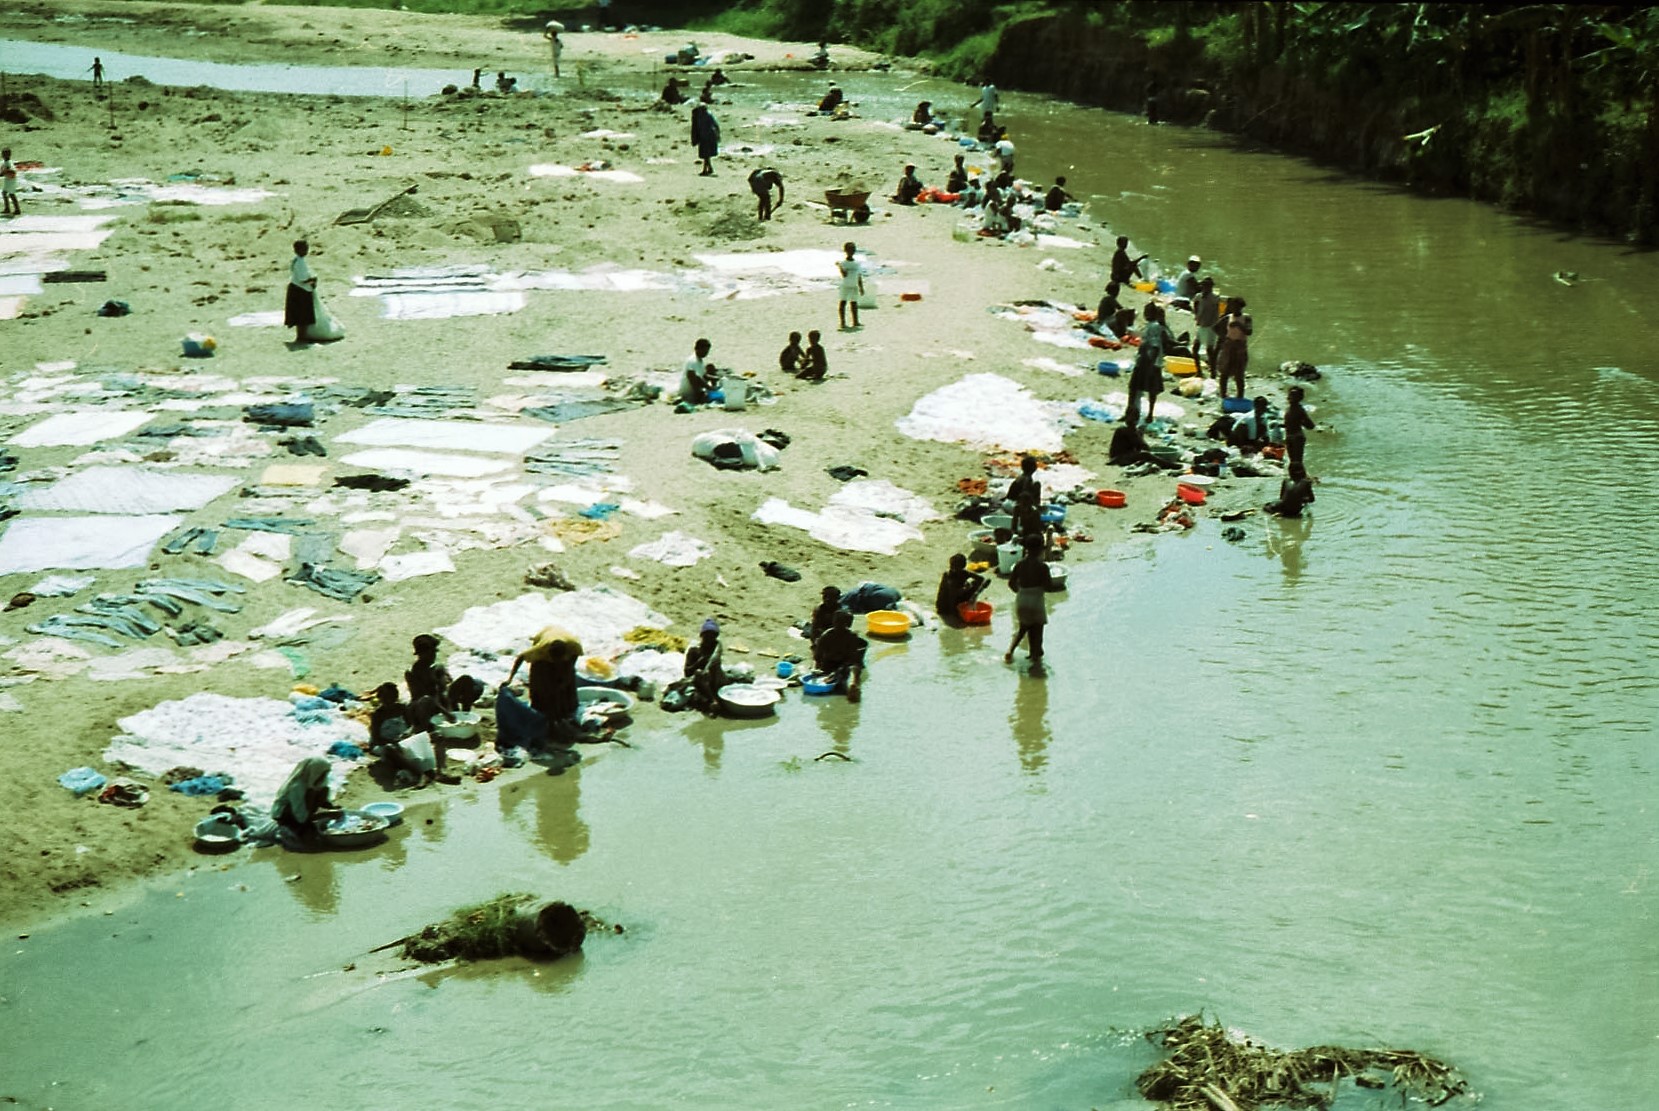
[270,757,339,841]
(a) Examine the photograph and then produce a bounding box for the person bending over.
[748,167,784,221]
[936,553,988,617]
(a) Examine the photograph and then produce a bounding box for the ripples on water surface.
[1,69,1656,1110]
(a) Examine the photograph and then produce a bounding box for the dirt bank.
[0,2,1291,929]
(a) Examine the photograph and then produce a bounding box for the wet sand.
[0,2,1276,928]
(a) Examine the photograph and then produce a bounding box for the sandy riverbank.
[0,2,1299,930]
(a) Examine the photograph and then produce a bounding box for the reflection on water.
[536,765,590,865]
[1011,671,1050,776]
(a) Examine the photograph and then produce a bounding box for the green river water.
[1,70,1655,1110]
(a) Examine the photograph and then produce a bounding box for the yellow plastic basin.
[866,610,912,638]
[1165,355,1198,376]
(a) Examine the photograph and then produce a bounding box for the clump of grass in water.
[400,893,607,963]
[1136,1014,1473,1110]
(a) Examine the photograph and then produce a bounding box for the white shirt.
[979,84,999,115]
[1,158,17,194]
[289,254,314,287]
[994,139,1015,163]
[681,356,713,399]
[836,256,864,295]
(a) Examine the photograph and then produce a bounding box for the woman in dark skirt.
[285,239,316,344]
[690,103,720,176]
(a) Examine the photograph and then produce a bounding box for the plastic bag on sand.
[690,429,780,471]
[896,373,1081,453]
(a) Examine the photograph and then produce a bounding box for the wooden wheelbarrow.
[824,189,871,224]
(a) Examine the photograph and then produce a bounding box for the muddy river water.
[1,62,1656,1109]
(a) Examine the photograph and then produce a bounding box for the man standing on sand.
[544,22,563,78]
[1,149,19,216]
[836,241,864,331]
[1191,276,1222,375]
[89,57,105,92]
[748,167,784,221]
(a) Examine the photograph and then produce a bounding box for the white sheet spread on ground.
[337,448,515,478]
[335,417,552,456]
[628,530,712,567]
[0,514,181,573]
[528,164,646,184]
[104,693,366,808]
[1090,392,1187,423]
[0,215,119,273]
[1022,356,1087,377]
[384,290,526,320]
[827,478,941,527]
[896,373,1082,453]
[379,549,456,581]
[694,248,843,280]
[228,310,285,327]
[15,466,237,514]
[752,497,925,555]
[437,588,670,657]
[11,410,153,447]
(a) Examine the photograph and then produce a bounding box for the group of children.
[778,330,829,380]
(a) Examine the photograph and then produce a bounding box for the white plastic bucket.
[996,541,1021,575]
[722,378,748,411]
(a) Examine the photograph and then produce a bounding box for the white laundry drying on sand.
[896,373,1082,454]
[105,692,367,808]
[15,466,238,514]
[751,497,926,556]
[335,417,553,456]
[0,514,182,574]
[628,530,713,567]
[10,410,153,447]
[438,588,671,657]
